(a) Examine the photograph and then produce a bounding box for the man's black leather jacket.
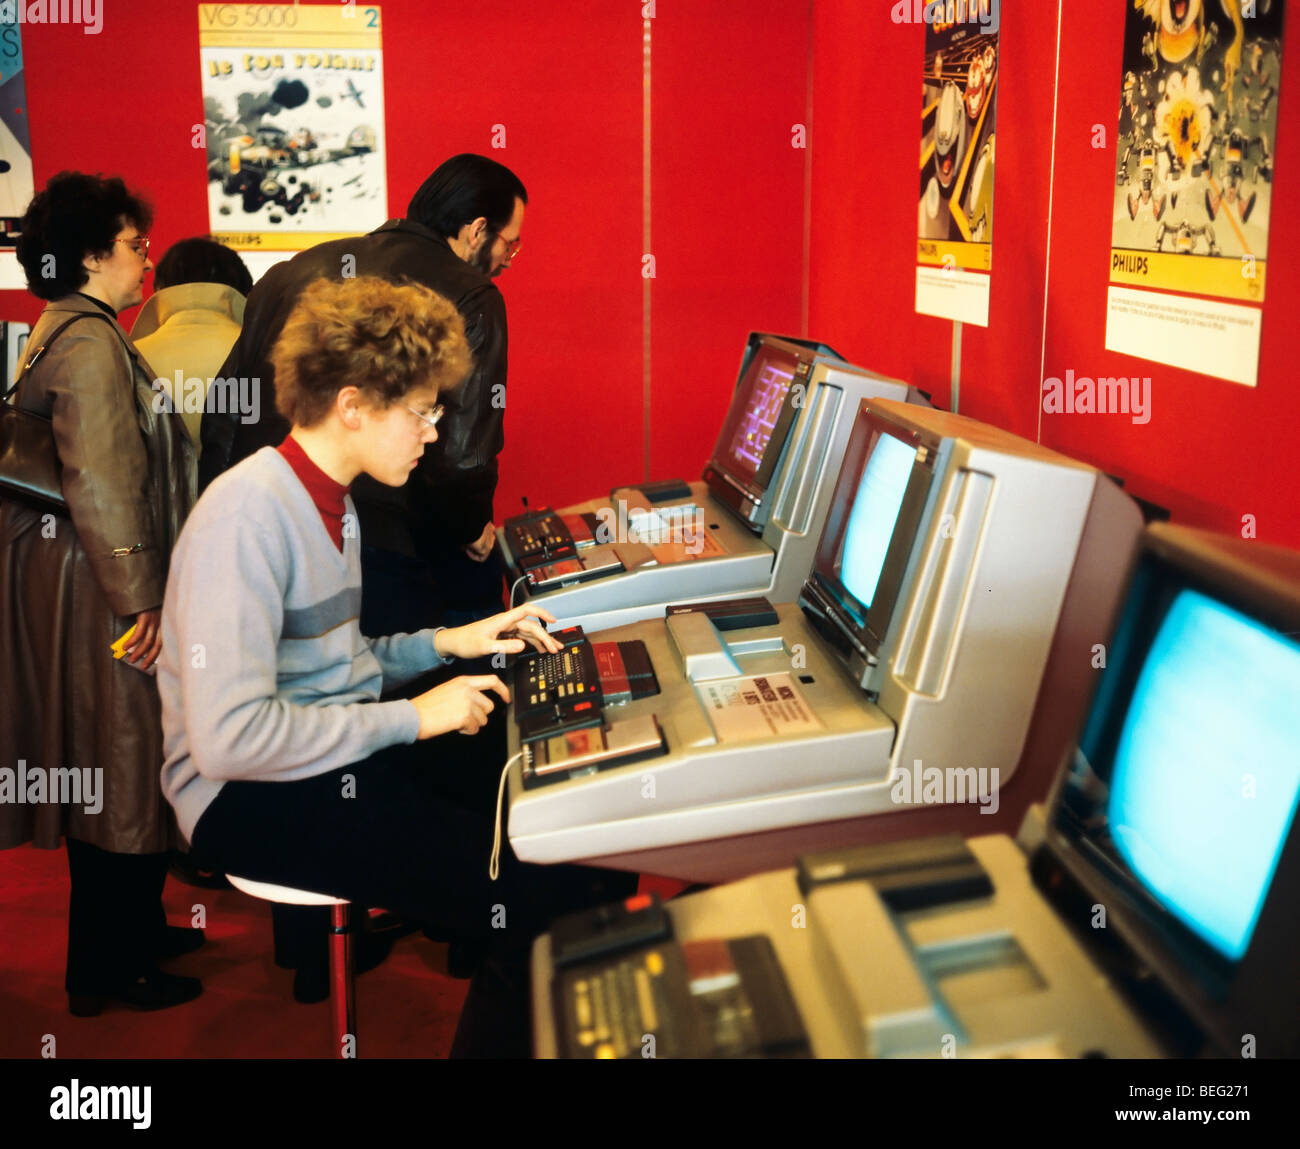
[199,218,506,558]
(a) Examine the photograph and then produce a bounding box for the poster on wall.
[1107,0,1286,388]
[0,15,34,288]
[916,0,1001,327]
[198,3,387,254]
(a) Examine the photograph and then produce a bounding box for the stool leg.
[330,903,356,1057]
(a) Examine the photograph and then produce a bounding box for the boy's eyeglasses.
[406,403,445,429]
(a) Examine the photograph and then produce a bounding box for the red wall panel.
[952,1,1060,439]
[810,1,1299,548]
[808,2,930,397]
[648,2,808,486]
[8,3,1296,547]
[1,2,800,523]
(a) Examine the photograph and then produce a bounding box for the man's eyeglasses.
[494,232,522,259]
[115,237,150,260]
[406,403,445,429]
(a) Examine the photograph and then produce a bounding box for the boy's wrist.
[432,627,456,664]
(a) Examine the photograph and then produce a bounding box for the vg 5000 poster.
[198,3,388,253]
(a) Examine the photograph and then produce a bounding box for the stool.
[226,874,358,1058]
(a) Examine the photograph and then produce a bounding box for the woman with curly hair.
[0,172,200,1015]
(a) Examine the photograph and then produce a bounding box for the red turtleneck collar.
[277,434,349,552]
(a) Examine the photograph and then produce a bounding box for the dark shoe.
[449,958,532,1058]
[167,850,231,890]
[447,940,487,980]
[156,925,206,961]
[69,969,203,1017]
[292,932,394,1005]
[365,909,421,943]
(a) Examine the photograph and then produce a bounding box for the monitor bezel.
[1042,528,1300,1055]
[703,335,838,523]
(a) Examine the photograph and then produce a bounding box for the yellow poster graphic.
[198,4,387,251]
[916,0,1000,326]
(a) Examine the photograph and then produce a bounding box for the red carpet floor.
[0,844,686,1059]
[0,842,469,1058]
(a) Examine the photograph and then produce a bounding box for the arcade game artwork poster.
[198,3,388,252]
[0,16,34,257]
[916,0,1001,327]
[1106,0,1286,387]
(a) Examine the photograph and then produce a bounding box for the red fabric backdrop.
[4,1,1295,545]
[809,1,1299,547]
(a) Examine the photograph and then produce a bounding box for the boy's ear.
[336,385,364,430]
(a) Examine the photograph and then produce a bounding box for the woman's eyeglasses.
[115,237,150,260]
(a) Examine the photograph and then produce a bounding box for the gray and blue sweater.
[159,448,449,842]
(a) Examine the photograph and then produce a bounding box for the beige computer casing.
[507,401,1143,883]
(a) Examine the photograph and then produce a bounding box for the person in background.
[200,153,526,636]
[131,238,254,896]
[130,237,252,455]
[0,172,202,1016]
[161,276,634,1056]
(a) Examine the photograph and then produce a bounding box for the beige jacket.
[131,283,246,452]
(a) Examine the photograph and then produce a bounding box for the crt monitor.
[703,335,842,527]
[1047,525,1300,1055]
[801,404,940,667]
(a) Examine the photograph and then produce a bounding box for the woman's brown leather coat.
[0,294,195,853]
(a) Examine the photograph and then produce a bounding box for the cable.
[490,750,523,881]
[509,574,529,608]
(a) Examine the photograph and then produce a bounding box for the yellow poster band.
[200,4,382,49]
[917,239,991,272]
[213,231,364,251]
[1108,249,1266,303]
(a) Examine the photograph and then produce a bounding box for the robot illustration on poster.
[919,1,999,245]
[1113,0,1285,283]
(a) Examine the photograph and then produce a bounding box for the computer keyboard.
[515,640,601,713]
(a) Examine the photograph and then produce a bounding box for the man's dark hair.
[154,237,254,295]
[406,154,527,239]
[16,171,154,301]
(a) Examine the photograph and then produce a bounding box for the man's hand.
[463,521,496,563]
[410,675,511,738]
[434,604,561,662]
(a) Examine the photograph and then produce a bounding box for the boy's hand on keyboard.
[435,604,562,662]
[411,675,511,738]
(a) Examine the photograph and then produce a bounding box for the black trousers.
[191,740,627,947]
[190,740,636,1054]
[272,543,510,973]
[65,839,169,995]
[269,709,510,969]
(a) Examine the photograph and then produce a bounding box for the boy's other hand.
[411,675,510,738]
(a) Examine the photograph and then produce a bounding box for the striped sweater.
[159,448,449,842]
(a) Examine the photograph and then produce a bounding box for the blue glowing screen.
[840,432,916,610]
[1108,589,1300,961]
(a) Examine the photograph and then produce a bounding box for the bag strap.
[3,311,115,402]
